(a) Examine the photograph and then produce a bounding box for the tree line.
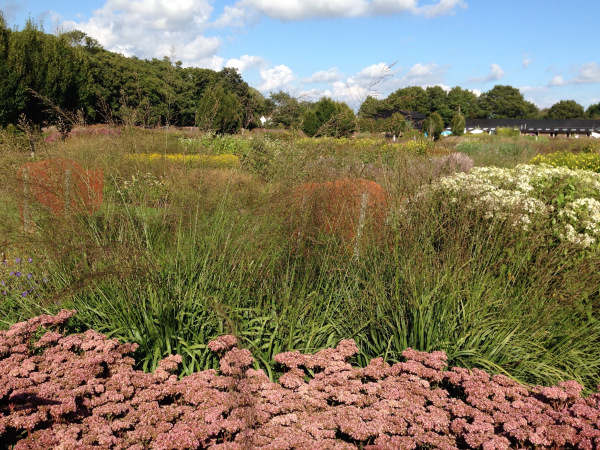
[0,14,272,134]
[2,12,599,138]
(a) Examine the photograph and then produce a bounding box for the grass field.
[2,126,600,392]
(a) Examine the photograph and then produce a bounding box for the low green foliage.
[455,136,537,167]
[495,127,521,137]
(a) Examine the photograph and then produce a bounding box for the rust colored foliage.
[1,311,600,449]
[17,158,104,219]
[293,178,388,243]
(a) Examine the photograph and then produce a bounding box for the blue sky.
[2,0,599,110]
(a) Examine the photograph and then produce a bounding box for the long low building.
[452,119,600,137]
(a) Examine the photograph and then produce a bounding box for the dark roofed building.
[451,119,600,137]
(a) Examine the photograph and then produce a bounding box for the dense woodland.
[1,13,600,137]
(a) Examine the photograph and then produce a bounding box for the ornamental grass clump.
[292,178,388,246]
[1,311,600,449]
[126,153,240,169]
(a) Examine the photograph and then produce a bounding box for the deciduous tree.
[546,100,585,119]
[478,85,538,119]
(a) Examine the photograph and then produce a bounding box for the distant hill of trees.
[0,13,271,133]
[1,11,599,135]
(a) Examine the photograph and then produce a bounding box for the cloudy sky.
[2,0,599,109]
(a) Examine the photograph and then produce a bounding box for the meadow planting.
[1,126,600,447]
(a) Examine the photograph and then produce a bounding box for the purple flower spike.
[27,258,32,263]
[21,292,27,297]
[27,273,33,280]
[15,272,22,277]
[15,258,21,263]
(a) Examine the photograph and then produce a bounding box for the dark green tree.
[358,95,382,119]
[446,86,481,119]
[302,97,355,137]
[422,112,444,140]
[546,100,585,119]
[0,11,13,126]
[385,112,411,138]
[385,86,429,115]
[478,85,538,119]
[196,83,242,134]
[302,109,320,137]
[450,111,466,136]
[425,86,452,123]
[269,91,309,128]
[586,102,600,119]
[328,101,356,138]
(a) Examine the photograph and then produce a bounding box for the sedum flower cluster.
[2,311,600,449]
[431,164,600,247]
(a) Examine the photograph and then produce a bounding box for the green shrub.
[450,112,465,136]
[495,127,520,137]
[422,112,444,140]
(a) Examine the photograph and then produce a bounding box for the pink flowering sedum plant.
[1,311,599,449]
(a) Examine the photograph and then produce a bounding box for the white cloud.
[296,89,332,101]
[237,0,368,20]
[257,65,295,92]
[225,55,267,73]
[413,0,466,18]
[212,5,249,27]
[62,0,221,67]
[195,55,226,71]
[399,62,447,85]
[573,62,600,84]
[300,63,402,109]
[549,76,565,86]
[329,80,371,107]
[352,62,398,83]
[470,63,505,83]
[519,86,546,93]
[303,68,343,83]
[523,55,532,68]
[546,63,600,87]
[219,0,466,22]
[336,63,401,106]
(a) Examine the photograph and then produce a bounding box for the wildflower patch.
[530,150,600,173]
[431,164,600,248]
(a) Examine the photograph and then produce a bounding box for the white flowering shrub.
[430,164,600,248]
